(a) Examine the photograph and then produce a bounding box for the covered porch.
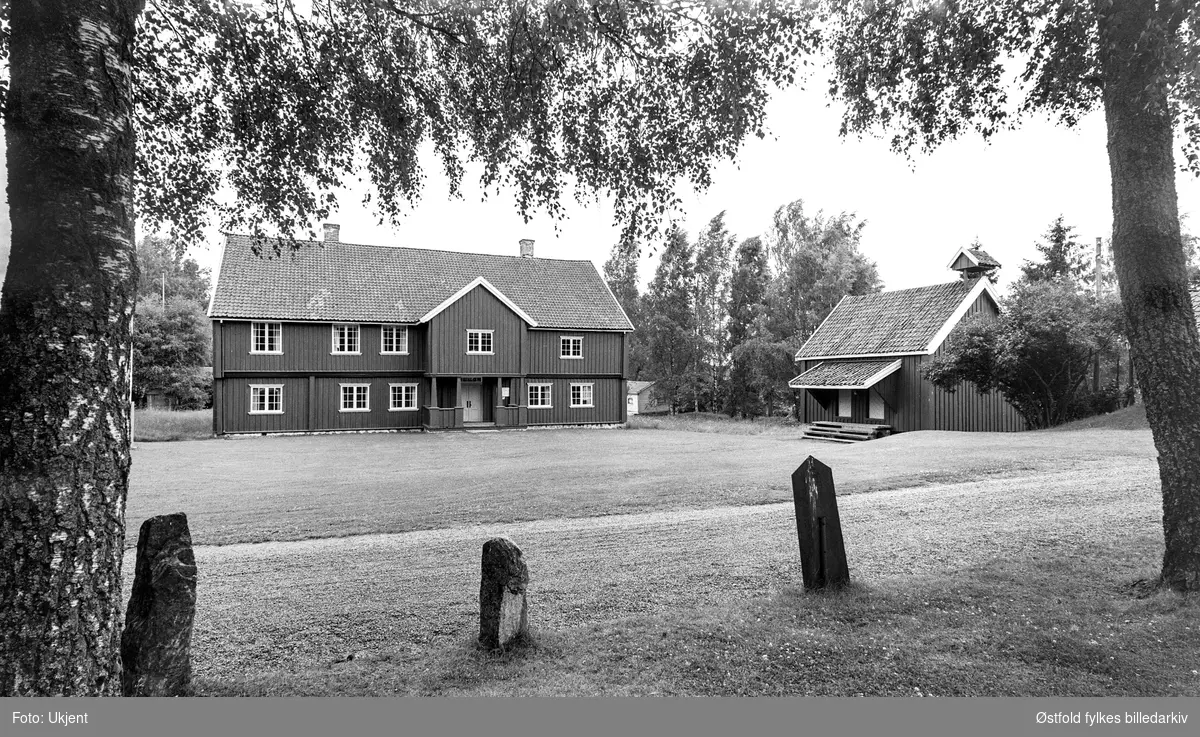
[421,376,528,430]
[788,358,901,426]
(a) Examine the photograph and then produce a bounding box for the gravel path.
[135,457,1163,681]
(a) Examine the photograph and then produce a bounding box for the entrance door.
[463,383,483,422]
[838,389,852,418]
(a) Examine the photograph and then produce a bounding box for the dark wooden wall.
[524,377,625,425]
[426,285,525,375]
[215,377,310,434]
[216,376,428,434]
[214,320,425,375]
[797,354,1026,433]
[211,288,630,434]
[527,330,625,375]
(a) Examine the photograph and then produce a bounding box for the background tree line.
[605,198,882,419]
[132,236,214,411]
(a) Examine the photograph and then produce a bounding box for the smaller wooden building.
[788,247,1026,433]
[626,380,657,416]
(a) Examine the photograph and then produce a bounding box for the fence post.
[791,456,850,590]
[121,512,197,696]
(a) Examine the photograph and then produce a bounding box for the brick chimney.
[323,223,341,243]
[519,238,535,258]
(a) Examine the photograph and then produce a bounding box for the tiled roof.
[966,248,1000,268]
[627,380,656,395]
[209,234,634,331]
[788,359,901,388]
[796,280,977,359]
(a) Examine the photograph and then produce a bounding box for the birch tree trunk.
[0,0,143,694]
[1098,0,1200,591]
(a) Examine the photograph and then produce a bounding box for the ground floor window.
[340,383,370,412]
[249,384,283,414]
[528,383,552,408]
[389,383,418,411]
[570,383,594,408]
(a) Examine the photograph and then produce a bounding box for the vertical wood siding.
[310,376,425,431]
[217,377,310,433]
[524,377,624,425]
[526,330,626,375]
[426,286,524,375]
[796,352,1026,433]
[215,321,426,373]
[217,376,428,433]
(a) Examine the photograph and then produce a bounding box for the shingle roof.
[627,380,656,395]
[795,280,979,359]
[788,359,901,388]
[209,234,634,331]
[966,248,1000,268]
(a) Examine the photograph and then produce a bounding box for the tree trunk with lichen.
[1097,0,1200,592]
[0,0,144,695]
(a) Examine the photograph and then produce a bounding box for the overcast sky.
[2,78,1198,297]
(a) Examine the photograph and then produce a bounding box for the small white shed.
[627,380,657,416]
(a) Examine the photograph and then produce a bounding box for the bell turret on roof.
[947,245,1001,281]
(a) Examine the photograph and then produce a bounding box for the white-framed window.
[340,383,370,412]
[249,384,283,414]
[250,322,282,354]
[389,383,418,411]
[570,383,594,408]
[332,324,361,354]
[466,329,494,355]
[560,336,583,359]
[381,325,409,354]
[528,383,552,408]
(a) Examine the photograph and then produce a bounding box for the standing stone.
[791,456,850,590]
[478,537,529,649]
[121,513,197,696]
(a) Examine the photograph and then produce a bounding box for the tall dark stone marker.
[478,537,529,650]
[120,513,197,696]
[791,456,850,590]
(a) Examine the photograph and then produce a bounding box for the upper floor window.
[560,336,583,359]
[381,325,409,354]
[389,383,418,411]
[528,383,552,408]
[251,322,282,354]
[249,384,283,414]
[340,383,370,412]
[467,329,494,355]
[332,324,361,354]
[570,383,594,408]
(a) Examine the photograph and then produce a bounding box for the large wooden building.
[208,228,633,435]
[788,247,1026,433]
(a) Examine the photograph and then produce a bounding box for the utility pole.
[1093,237,1102,393]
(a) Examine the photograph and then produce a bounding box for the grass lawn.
[134,408,213,442]
[127,418,1157,547]
[120,406,1197,697]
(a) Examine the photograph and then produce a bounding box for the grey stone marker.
[792,456,850,590]
[121,512,197,696]
[478,537,529,649]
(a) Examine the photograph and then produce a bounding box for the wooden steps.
[802,421,893,443]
